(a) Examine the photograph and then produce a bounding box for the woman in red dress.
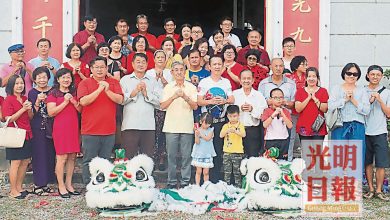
[221,44,244,91]
[2,75,33,199]
[47,68,81,198]
[244,49,268,90]
[295,67,329,140]
[61,43,90,88]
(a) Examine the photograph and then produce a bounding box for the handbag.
[0,118,26,148]
[325,108,343,131]
[311,102,325,132]
[45,117,54,139]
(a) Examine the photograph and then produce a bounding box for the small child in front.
[261,88,293,159]
[220,105,246,187]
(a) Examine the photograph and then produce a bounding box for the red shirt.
[222,62,245,91]
[62,62,90,88]
[245,65,268,90]
[77,77,123,135]
[125,51,155,75]
[237,45,271,67]
[156,33,181,50]
[0,96,4,120]
[2,95,32,140]
[295,87,329,136]
[73,30,106,64]
[131,32,157,49]
[285,71,306,90]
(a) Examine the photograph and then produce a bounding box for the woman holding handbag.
[295,67,329,141]
[2,74,33,199]
[328,63,370,164]
[47,68,81,198]
[28,67,56,195]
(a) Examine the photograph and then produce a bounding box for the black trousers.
[243,124,263,158]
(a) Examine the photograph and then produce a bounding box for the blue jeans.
[331,121,366,170]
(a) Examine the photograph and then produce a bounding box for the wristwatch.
[49,66,54,70]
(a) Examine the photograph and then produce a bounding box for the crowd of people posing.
[0,14,389,202]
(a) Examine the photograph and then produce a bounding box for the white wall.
[0,0,12,64]
[330,0,390,86]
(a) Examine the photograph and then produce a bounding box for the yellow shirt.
[162,81,197,133]
[221,122,245,153]
[165,54,183,69]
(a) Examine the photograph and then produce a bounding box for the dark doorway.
[80,0,265,46]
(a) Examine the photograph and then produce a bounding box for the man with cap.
[364,65,390,201]
[0,44,34,93]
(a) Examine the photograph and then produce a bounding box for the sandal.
[42,186,55,194]
[9,193,26,200]
[32,186,49,196]
[363,191,375,199]
[375,192,390,201]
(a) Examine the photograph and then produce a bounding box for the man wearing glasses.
[208,17,242,50]
[180,23,204,58]
[73,15,106,64]
[281,37,296,73]
[0,44,34,93]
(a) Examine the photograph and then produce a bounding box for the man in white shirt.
[208,17,242,50]
[233,69,267,157]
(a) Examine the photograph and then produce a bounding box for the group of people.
[0,14,389,202]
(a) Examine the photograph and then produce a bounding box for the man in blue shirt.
[28,38,60,86]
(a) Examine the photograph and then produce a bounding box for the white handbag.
[0,118,26,148]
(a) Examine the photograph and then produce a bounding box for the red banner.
[23,0,63,62]
[283,0,319,67]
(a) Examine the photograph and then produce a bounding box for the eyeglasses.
[192,31,203,34]
[221,23,232,27]
[345,72,359,77]
[272,96,284,100]
[283,45,295,48]
[92,66,106,69]
[300,62,308,66]
[224,51,235,55]
[247,56,257,61]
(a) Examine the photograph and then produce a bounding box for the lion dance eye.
[96,172,105,183]
[254,169,270,184]
[135,168,149,181]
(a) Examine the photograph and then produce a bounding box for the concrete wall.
[330,0,390,86]
[0,0,12,65]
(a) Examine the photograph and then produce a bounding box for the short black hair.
[212,30,224,39]
[188,49,201,57]
[164,18,175,25]
[53,68,76,94]
[341,63,361,80]
[221,44,237,62]
[192,23,203,30]
[32,66,51,81]
[199,112,213,125]
[270,88,284,98]
[89,56,107,68]
[193,38,209,51]
[65,43,84,59]
[209,55,223,64]
[366,64,384,82]
[36,38,51,48]
[290,55,307,72]
[6,75,25,96]
[136,14,148,23]
[83,15,96,22]
[227,105,240,115]
[220,16,233,24]
[282,37,295,46]
[116,18,128,26]
[245,49,260,60]
[132,35,149,52]
[108,35,123,47]
[97,42,111,54]
[132,52,148,62]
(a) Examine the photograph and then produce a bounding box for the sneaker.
[375,192,390,201]
[167,184,176,189]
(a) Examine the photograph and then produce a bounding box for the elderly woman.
[146,50,173,170]
[28,67,56,195]
[244,49,268,90]
[161,37,183,69]
[221,44,245,91]
[328,63,370,165]
[295,67,328,140]
[61,43,90,89]
[126,35,155,74]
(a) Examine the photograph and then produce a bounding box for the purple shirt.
[0,62,34,93]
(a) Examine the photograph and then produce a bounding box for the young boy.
[220,105,246,187]
[261,88,293,159]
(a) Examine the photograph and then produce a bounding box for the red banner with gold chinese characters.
[23,0,63,62]
[283,0,319,67]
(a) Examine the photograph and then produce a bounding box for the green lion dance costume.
[85,148,305,216]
